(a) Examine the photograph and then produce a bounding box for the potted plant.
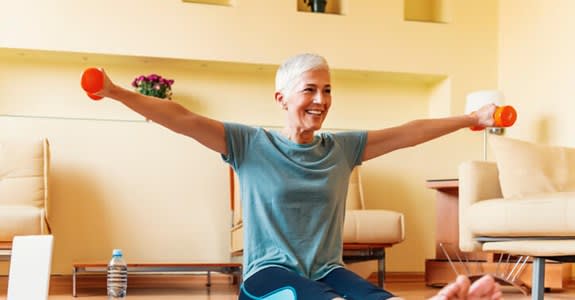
[131,74,174,100]
[304,0,327,13]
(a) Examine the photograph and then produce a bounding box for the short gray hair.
[275,53,329,96]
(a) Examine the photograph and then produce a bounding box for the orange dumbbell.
[471,105,517,131]
[80,67,104,100]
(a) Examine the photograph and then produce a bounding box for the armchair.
[0,137,51,257]
[229,165,405,287]
[459,136,575,299]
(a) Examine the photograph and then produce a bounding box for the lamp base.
[488,127,505,135]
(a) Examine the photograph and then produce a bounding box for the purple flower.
[132,73,174,99]
[148,74,160,82]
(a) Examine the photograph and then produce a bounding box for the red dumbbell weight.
[494,105,517,127]
[80,67,104,100]
[470,105,517,131]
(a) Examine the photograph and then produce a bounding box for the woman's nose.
[313,92,325,104]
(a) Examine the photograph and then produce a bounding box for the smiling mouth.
[306,109,323,116]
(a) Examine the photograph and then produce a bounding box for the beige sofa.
[0,137,51,255]
[229,165,405,287]
[459,135,575,299]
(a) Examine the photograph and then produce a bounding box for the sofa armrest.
[458,161,502,252]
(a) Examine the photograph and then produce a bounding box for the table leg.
[72,266,77,297]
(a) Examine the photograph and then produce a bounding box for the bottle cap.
[112,249,123,257]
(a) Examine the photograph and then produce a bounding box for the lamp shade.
[465,90,505,114]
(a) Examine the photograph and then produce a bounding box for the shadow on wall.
[535,115,554,144]
[50,166,113,271]
[360,157,438,272]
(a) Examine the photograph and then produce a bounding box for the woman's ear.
[274,91,287,110]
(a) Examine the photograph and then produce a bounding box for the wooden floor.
[1,274,575,299]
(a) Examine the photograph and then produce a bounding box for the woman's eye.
[303,87,315,92]
[324,88,331,94]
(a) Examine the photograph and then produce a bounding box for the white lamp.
[465,90,505,160]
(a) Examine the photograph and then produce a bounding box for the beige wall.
[0,0,501,275]
[498,0,575,147]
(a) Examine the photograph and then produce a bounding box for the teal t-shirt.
[222,123,367,280]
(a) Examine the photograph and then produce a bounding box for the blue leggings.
[239,267,395,300]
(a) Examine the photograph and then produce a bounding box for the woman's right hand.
[92,68,116,98]
[81,67,116,100]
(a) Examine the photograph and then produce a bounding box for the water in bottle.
[107,249,128,299]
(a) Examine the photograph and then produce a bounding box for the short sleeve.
[330,131,367,168]
[221,122,258,170]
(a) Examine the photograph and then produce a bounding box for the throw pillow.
[489,135,575,198]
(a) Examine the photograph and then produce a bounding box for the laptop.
[7,235,54,300]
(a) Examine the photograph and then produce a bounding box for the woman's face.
[280,68,332,132]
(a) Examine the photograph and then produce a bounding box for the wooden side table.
[425,179,488,287]
[424,179,571,288]
[426,179,463,260]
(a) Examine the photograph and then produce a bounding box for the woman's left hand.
[472,104,496,128]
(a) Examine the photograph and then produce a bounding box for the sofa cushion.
[490,136,575,198]
[466,191,575,236]
[0,205,46,240]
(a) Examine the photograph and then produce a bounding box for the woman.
[91,53,500,300]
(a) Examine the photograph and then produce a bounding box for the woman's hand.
[471,104,496,128]
[81,67,118,100]
[93,68,117,98]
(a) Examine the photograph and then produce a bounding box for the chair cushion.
[490,136,575,199]
[343,210,405,244]
[0,205,46,240]
[466,191,575,236]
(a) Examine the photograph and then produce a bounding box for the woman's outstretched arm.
[94,69,227,155]
[362,104,495,161]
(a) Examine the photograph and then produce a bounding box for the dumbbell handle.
[80,68,104,100]
[470,105,517,131]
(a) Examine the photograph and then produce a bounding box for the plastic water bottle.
[107,249,128,299]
